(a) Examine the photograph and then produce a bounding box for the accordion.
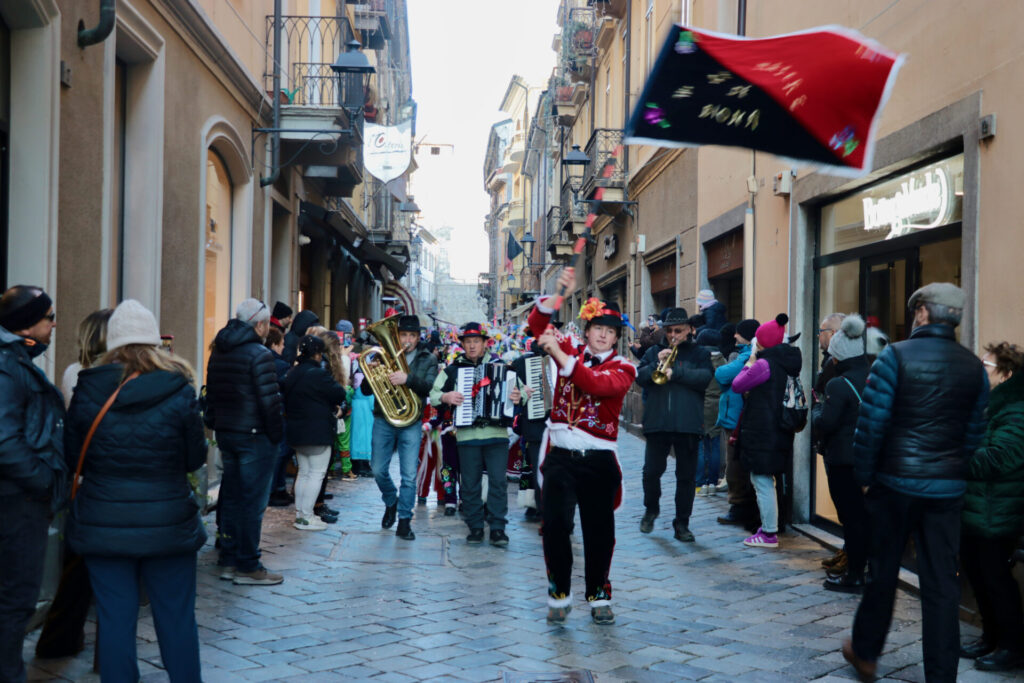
[454,363,517,427]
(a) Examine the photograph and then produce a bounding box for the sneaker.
[706,483,717,496]
[591,605,615,625]
[340,471,358,482]
[381,503,398,529]
[444,506,457,517]
[717,477,727,489]
[547,605,572,625]
[743,528,779,548]
[218,565,236,581]
[317,511,339,524]
[489,529,509,547]
[639,512,656,534]
[466,528,484,544]
[294,517,328,531]
[233,566,284,585]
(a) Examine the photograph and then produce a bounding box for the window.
[204,149,233,368]
[645,0,655,76]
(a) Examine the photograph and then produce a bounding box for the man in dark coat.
[636,308,713,542]
[205,298,285,586]
[282,309,320,364]
[842,283,989,683]
[270,301,293,334]
[361,315,438,541]
[0,286,66,683]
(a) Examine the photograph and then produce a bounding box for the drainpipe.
[260,0,283,187]
[78,0,115,48]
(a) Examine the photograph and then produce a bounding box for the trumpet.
[651,343,679,385]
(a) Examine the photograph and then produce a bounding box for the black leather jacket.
[204,319,284,443]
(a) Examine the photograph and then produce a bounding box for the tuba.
[358,315,423,428]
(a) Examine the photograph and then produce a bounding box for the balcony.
[547,231,576,262]
[560,179,588,232]
[587,0,628,19]
[350,0,392,50]
[582,128,626,200]
[553,82,587,127]
[562,6,596,83]
[506,199,526,229]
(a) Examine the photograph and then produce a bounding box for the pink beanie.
[755,313,789,349]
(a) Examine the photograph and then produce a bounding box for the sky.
[406,0,558,282]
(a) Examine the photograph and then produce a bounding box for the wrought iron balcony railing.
[560,180,588,229]
[582,128,625,197]
[265,16,364,110]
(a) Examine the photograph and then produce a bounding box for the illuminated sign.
[862,167,951,239]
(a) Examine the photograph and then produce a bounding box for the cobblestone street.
[26,430,1016,682]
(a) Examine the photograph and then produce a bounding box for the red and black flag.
[624,25,903,177]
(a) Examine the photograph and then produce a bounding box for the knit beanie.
[695,329,722,348]
[755,314,789,349]
[272,301,293,320]
[696,289,716,310]
[106,299,161,351]
[865,326,890,357]
[828,314,867,361]
[0,287,52,332]
[735,318,760,344]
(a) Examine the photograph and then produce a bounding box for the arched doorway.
[203,148,233,367]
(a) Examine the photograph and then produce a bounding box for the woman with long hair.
[60,308,114,408]
[66,300,207,682]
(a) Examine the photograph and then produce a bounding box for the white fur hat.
[106,299,161,351]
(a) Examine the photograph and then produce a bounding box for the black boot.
[976,648,1024,672]
[639,511,656,534]
[396,518,415,541]
[381,503,398,529]
[823,572,864,594]
[672,520,695,542]
[961,637,996,659]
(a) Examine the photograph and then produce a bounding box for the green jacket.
[963,371,1024,538]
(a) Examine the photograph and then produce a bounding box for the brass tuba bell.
[357,314,423,428]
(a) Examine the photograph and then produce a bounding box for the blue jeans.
[216,432,276,572]
[695,434,721,487]
[86,553,201,683]
[0,493,50,683]
[750,473,778,534]
[370,416,421,520]
[459,438,509,531]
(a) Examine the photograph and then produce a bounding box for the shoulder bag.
[70,372,139,501]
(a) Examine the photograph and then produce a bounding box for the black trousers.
[825,463,869,578]
[725,439,757,516]
[852,485,962,682]
[542,448,621,603]
[522,439,543,512]
[0,493,50,683]
[961,533,1024,653]
[35,549,93,658]
[642,432,699,525]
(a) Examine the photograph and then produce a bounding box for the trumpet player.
[636,308,713,543]
[362,315,438,541]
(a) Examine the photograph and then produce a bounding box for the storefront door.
[860,249,915,342]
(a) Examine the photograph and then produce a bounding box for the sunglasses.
[246,302,267,322]
[44,312,56,322]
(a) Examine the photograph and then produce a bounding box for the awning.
[299,201,407,279]
[382,280,417,314]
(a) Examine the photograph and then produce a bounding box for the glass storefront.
[812,154,965,525]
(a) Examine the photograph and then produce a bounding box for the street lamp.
[331,40,375,114]
[562,143,590,197]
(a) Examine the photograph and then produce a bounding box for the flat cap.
[907,282,966,311]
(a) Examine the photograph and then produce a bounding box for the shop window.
[705,228,744,322]
[203,149,233,368]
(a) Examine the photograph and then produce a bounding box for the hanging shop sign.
[363,119,412,183]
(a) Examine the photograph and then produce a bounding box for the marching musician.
[429,323,512,547]
[529,268,637,626]
[361,315,438,541]
[635,308,713,542]
[510,333,550,523]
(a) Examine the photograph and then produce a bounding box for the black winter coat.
[283,359,348,447]
[636,341,713,435]
[204,319,284,443]
[812,355,870,467]
[738,344,803,474]
[282,310,321,364]
[66,365,208,558]
[0,327,67,504]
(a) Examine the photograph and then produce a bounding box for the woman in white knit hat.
[65,299,207,682]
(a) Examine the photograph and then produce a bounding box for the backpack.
[780,374,808,433]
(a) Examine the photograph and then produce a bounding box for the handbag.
[70,372,139,501]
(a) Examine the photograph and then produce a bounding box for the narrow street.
[25,431,1014,682]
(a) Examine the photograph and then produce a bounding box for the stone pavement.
[25,430,1018,682]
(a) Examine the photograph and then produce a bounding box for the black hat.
[0,286,52,332]
[719,322,737,340]
[397,315,421,332]
[584,300,623,329]
[736,318,760,343]
[661,307,691,327]
[459,322,488,339]
[272,301,293,320]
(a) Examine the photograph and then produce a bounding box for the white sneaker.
[294,517,328,531]
[707,484,717,496]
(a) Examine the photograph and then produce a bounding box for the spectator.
[349,353,375,477]
[812,314,871,593]
[270,301,293,334]
[715,318,760,531]
[265,327,295,508]
[695,328,726,495]
[205,298,285,586]
[60,308,114,408]
[719,322,738,361]
[636,308,712,542]
[282,309,320,364]
[283,335,347,531]
[65,299,206,682]
[959,342,1024,672]
[731,314,803,549]
[0,285,66,683]
[695,289,727,333]
[813,313,846,399]
[843,283,988,683]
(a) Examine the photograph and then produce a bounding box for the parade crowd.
[1,272,1023,683]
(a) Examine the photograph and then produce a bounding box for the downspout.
[260,0,283,187]
[78,0,115,48]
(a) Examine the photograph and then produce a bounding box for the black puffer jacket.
[283,359,348,447]
[812,355,870,467]
[637,341,713,434]
[66,365,208,558]
[205,319,284,443]
[283,310,320,364]
[0,327,67,505]
[738,344,803,474]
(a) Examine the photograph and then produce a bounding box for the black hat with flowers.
[459,322,488,339]
[580,297,623,329]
